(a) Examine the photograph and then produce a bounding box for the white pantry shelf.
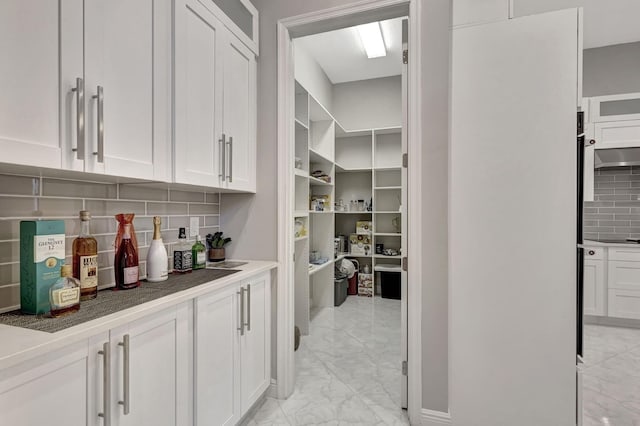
[309,175,333,186]
[308,260,332,275]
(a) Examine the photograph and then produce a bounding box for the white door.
[400,18,409,410]
[240,273,271,412]
[0,0,83,170]
[451,9,579,426]
[223,33,257,192]
[593,119,640,150]
[174,0,224,187]
[0,342,89,426]
[84,0,171,180]
[195,284,242,426]
[110,306,190,426]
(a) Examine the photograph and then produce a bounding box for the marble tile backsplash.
[584,166,640,241]
[0,172,221,313]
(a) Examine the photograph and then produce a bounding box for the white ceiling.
[294,17,404,84]
[584,0,640,49]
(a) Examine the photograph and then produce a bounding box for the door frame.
[275,0,424,421]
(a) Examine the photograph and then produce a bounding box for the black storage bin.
[380,271,401,299]
[334,275,348,306]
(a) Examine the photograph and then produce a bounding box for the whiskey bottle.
[192,235,206,270]
[73,210,98,300]
[147,216,168,282]
[173,227,192,274]
[115,223,140,289]
[49,264,81,317]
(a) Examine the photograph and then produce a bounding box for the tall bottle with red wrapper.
[115,223,140,289]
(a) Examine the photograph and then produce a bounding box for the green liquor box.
[20,220,65,315]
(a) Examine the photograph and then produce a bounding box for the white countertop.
[0,260,277,371]
[583,240,640,248]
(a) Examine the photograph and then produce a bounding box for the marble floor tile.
[583,324,640,425]
[245,296,408,425]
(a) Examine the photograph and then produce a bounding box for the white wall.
[332,76,401,130]
[249,0,451,416]
[452,0,583,26]
[293,39,333,111]
[584,41,640,97]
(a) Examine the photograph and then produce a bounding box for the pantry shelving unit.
[293,80,405,335]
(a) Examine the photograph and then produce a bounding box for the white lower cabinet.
[87,304,191,426]
[0,342,89,425]
[583,257,606,316]
[195,272,271,425]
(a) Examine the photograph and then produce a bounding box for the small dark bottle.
[115,224,140,289]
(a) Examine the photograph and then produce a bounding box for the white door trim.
[275,0,424,423]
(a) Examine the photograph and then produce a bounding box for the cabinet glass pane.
[601,99,640,117]
[211,0,253,39]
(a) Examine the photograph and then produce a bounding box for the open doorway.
[579,2,640,425]
[250,0,423,423]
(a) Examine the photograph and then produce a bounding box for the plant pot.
[208,248,225,262]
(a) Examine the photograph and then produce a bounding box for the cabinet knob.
[588,250,595,256]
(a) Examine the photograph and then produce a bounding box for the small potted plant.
[206,232,232,262]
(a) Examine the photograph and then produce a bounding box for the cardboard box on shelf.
[356,221,372,235]
[358,273,373,297]
[349,234,371,256]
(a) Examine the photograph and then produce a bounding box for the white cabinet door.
[583,258,606,316]
[608,289,640,320]
[0,0,83,170]
[0,342,89,426]
[222,33,257,192]
[84,0,171,181]
[110,305,190,426]
[174,0,224,187]
[594,119,640,150]
[240,273,271,412]
[195,285,241,426]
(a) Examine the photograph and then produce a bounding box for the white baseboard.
[421,409,451,425]
[267,378,278,398]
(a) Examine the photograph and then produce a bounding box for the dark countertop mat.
[0,269,240,333]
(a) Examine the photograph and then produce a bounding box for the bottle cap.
[61,264,72,277]
[79,210,91,221]
[196,235,201,241]
[153,216,161,226]
[178,227,186,239]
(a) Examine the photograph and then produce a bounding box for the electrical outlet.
[190,217,200,237]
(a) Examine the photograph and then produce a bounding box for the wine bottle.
[73,210,98,301]
[115,223,140,289]
[192,235,206,270]
[147,216,168,282]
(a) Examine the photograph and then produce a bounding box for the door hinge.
[402,360,408,375]
[402,257,408,271]
[403,49,408,64]
[402,153,408,168]
[293,252,295,262]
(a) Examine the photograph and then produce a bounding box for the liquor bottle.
[173,227,192,274]
[115,223,140,289]
[49,264,81,317]
[147,216,168,282]
[73,210,98,301]
[192,235,206,270]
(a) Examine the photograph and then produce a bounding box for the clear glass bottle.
[73,210,98,301]
[115,224,140,289]
[173,227,193,274]
[49,264,81,317]
[192,235,206,270]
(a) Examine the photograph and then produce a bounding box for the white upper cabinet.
[594,119,640,150]
[222,34,257,192]
[174,0,257,192]
[174,0,224,187]
[84,0,171,181]
[0,0,83,170]
[207,0,259,54]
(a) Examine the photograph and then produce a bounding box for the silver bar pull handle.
[237,287,245,335]
[71,77,85,160]
[219,133,226,181]
[245,284,251,331]
[98,342,111,425]
[118,334,130,415]
[92,86,104,163]
[226,136,233,182]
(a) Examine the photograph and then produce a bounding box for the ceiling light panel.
[357,22,387,58]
